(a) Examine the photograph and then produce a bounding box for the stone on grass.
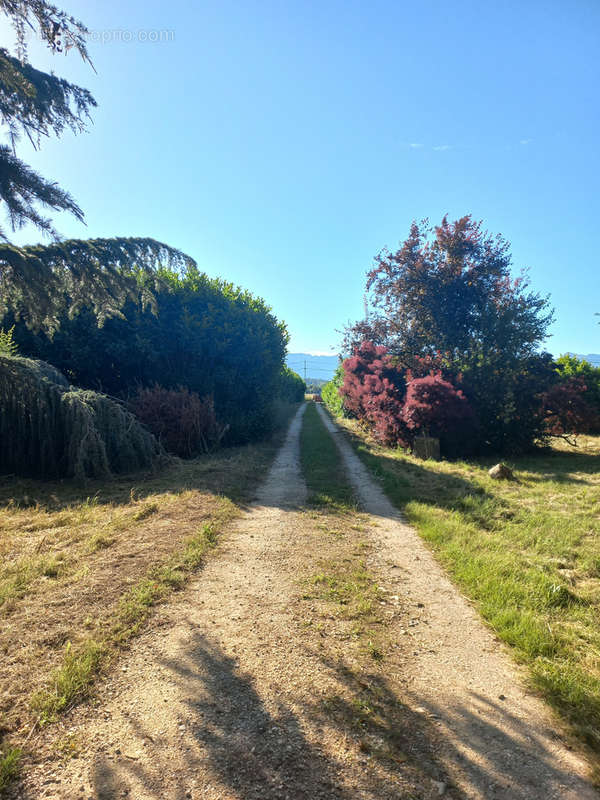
[488,463,514,480]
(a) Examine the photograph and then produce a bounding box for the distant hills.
[286,352,600,381]
[286,353,340,381]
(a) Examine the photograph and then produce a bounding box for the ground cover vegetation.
[333,216,597,456]
[0,403,297,792]
[328,410,600,756]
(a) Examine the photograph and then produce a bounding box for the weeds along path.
[315,403,597,800]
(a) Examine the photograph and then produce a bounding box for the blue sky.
[4,0,599,355]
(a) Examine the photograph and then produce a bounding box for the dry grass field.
[0,407,296,790]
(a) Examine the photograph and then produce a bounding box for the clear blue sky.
[4,0,599,355]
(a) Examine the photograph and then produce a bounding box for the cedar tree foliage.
[0,0,95,239]
[0,5,177,332]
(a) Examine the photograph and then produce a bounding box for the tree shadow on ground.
[88,629,596,800]
[90,630,456,800]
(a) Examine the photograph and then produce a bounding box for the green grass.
[0,747,20,792]
[337,418,600,751]
[300,402,385,659]
[300,402,355,510]
[31,640,105,722]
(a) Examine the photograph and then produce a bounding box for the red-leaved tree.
[541,378,597,443]
[340,341,408,446]
[402,373,474,448]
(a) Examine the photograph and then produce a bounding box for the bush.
[276,366,305,403]
[129,385,228,458]
[402,373,474,453]
[334,343,478,454]
[339,342,408,446]
[321,365,346,417]
[0,356,163,480]
[554,354,600,432]
[541,378,598,441]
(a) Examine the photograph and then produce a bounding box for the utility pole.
[304,360,307,381]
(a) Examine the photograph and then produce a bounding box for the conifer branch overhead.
[0,1,95,238]
[0,236,198,332]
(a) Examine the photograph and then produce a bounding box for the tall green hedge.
[9,263,289,444]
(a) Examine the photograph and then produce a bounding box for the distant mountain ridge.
[286,352,340,381]
[287,352,600,379]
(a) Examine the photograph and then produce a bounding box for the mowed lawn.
[336,418,600,752]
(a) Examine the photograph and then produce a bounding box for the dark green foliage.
[276,366,305,403]
[0,1,94,239]
[0,236,195,333]
[322,364,347,418]
[10,257,289,443]
[0,145,83,240]
[0,355,163,480]
[555,354,600,432]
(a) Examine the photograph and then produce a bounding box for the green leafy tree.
[322,364,347,417]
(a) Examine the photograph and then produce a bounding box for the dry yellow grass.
[0,408,296,787]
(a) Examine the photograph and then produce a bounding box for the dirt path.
[315,403,597,799]
[15,403,598,800]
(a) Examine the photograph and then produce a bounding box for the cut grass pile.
[0,402,298,790]
[335,415,600,751]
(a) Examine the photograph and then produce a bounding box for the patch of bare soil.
[316,403,598,800]
[14,404,455,800]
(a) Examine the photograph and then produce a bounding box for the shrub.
[540,378,598,442]
[402,373,474,453]
[276,366,306,403]
[340,342,409,447]
[554,354,600,432]
[129,385,228,458]
[321,365,346,417]
[0,356,163,480]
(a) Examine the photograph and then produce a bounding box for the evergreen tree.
[0,0,95,239]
